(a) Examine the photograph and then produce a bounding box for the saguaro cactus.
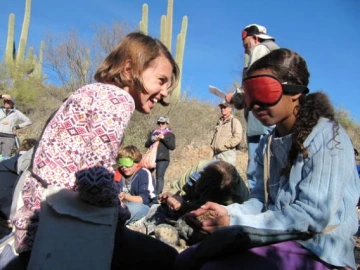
[139,4,148,35]
[172,16,188,100]
[5,0,44,79]
[140,0,188,102]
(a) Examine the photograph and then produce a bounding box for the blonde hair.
[94,32,179,95]
[117,145,142,163]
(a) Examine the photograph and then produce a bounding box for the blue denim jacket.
[226,118,360,269]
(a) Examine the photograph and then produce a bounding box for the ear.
[291,93,302,102]
[123,59,132,80]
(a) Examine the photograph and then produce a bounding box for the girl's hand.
[158,134,164,139]
[158,192,183,211]
[166,195,183,211]
[158,192,172,203]
[225,93,233,103]
[184,202,230,233]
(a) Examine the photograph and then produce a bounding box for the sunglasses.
[117,157,134,168]
[157,122,166,125]
[242,75,309,110]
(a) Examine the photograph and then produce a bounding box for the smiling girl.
[12,32,179,269]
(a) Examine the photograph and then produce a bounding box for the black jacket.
[145,131,176,162]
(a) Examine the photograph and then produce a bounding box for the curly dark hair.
[247,48,339,177]
[195,161,245,205]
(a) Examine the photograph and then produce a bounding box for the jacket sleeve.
[225,125,360,233]
[16,110,32,129]
[160,132,176,150]
[144,132,153,148]
[132,169,153,205]
[74,90,134,206]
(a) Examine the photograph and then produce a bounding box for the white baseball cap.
[242,24,275,41]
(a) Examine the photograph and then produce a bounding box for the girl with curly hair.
[175,49,360,269]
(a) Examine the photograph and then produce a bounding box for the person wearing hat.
[145,116,176,195]
[0,94,32,158]
[210,101,242,166]
[225,24,279,191]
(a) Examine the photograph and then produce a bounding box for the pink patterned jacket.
[12,83,135,253]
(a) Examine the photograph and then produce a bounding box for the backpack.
[231,118,242,151]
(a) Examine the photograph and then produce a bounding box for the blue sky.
[1,0,359,122]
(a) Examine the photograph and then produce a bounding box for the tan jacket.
[210,116,242,154]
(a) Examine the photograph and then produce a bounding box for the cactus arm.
[139,4,148,34]
[172,16,188,100]
[5,13,15,65]
[17,0,32,63]
[165,0,173,51]
[160,15,167,44]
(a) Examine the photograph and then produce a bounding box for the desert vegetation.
[1,0,359,170]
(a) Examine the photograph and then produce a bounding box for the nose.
[160,87,169,97]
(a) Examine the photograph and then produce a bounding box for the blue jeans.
[155,160,169,195]
[125,202,149,225]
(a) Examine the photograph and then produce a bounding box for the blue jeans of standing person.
[155,160,169,195]
[124,202,149,225]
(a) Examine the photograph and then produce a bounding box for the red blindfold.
[242,75,309,110]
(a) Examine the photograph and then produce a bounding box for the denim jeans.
[155,160,169,195]
[124,202,149,225]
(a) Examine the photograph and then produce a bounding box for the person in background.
[0,94,32,158]
[11,31,180,270]
[176,49,360,269]
[210,101,242,166]
[144,161,249,247]
[115,145,156,225]
[145,116,175,195]
[226,24,279,191]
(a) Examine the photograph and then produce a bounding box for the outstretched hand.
[183,201,230,233]
[225,93,234,103]
[158,192,183,211]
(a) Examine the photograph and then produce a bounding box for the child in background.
[176,48,360,270]
[115,145,156,225]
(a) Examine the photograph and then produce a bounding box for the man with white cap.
[210,101,242,166]
[225,24,279,191]
[241,24,279,67]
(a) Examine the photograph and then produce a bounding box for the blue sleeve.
[226,124,360,232]
[131,169,153,205]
